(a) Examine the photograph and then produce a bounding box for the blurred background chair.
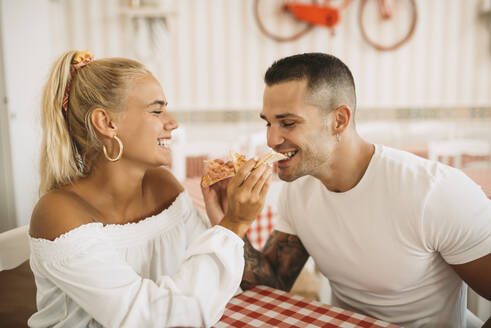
[0,225,29,271]
[185,154,208,179]
[428,139,490,169]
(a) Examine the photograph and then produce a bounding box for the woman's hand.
[219,159,273,237]
[202,172,230,226]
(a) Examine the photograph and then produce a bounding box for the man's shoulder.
[377,146,481,208]
[378,145,432,169]
[377,145,448,184]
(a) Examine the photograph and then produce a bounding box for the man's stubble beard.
[278,148,326,182]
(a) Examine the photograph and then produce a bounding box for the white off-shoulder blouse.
[28,191,244,328]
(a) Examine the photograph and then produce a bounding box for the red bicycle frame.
[284,3,340,28]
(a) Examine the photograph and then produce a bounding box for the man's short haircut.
[264,53,356,120]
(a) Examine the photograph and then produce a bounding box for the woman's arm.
[30,189,243,328]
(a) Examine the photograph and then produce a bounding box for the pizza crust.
[255,150,287,168]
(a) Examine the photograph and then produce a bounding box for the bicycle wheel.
[254,0,316,42]
[358,0,417,51]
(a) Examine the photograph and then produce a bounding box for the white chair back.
[428,139,490,169]
[0,225,30,271]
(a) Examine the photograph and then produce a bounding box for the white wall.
[1,0,490,226]
[0,0,60,226]
[60,0,491,110]
[0,4,16,232]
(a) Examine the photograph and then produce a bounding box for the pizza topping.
[230,151,247,172]
[201,159,235,187]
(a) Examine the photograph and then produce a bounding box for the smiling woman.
[27,50,272,328]
[96,74,177,171]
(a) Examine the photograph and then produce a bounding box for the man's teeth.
[283,151,296,158]
[158,139,171,147]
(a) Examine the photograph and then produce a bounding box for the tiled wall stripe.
[170,107,491,124]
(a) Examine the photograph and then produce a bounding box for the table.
[214,286,400,328]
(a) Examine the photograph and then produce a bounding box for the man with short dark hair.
[240,53,490,327]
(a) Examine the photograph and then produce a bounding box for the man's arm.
[241,230,310,291]
[450,253,491,301]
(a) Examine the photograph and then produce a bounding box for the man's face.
[260,79,336,182]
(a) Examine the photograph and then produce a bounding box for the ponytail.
[39,50,149,196]
[39,51,81,195]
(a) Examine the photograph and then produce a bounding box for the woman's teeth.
[158,139,171,147]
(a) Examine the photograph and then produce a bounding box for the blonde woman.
[28,50,272,328]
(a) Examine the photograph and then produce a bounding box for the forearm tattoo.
[241,231,309,292]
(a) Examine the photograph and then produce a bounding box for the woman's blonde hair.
[39,50,150,195]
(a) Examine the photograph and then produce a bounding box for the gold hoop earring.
[336,133,341,142]
[103,135,123,162]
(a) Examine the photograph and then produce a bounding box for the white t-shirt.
[28,191,244,328]
[276,144,491,327]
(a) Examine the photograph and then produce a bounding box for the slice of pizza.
[201,159,235,187]
[255,150,288,168]
[230,151,247,173]
[201,150,288,187]
[232,150,287,171]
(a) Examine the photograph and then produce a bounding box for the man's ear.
[333,105,351,134]
[90,108,118,137]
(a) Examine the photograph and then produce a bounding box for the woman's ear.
[90,108,118,137]
[333,105,351,134]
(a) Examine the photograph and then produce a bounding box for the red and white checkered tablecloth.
[214,286,400,328]
[246,205,275,250]
[181,178,278,250]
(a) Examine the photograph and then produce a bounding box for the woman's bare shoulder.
[29,189,99,241]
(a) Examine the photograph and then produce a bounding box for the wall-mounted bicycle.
[254,0,418,51]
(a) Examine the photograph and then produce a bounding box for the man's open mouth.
[279,150,298,161]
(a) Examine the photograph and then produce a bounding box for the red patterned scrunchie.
[62,50,95,113]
